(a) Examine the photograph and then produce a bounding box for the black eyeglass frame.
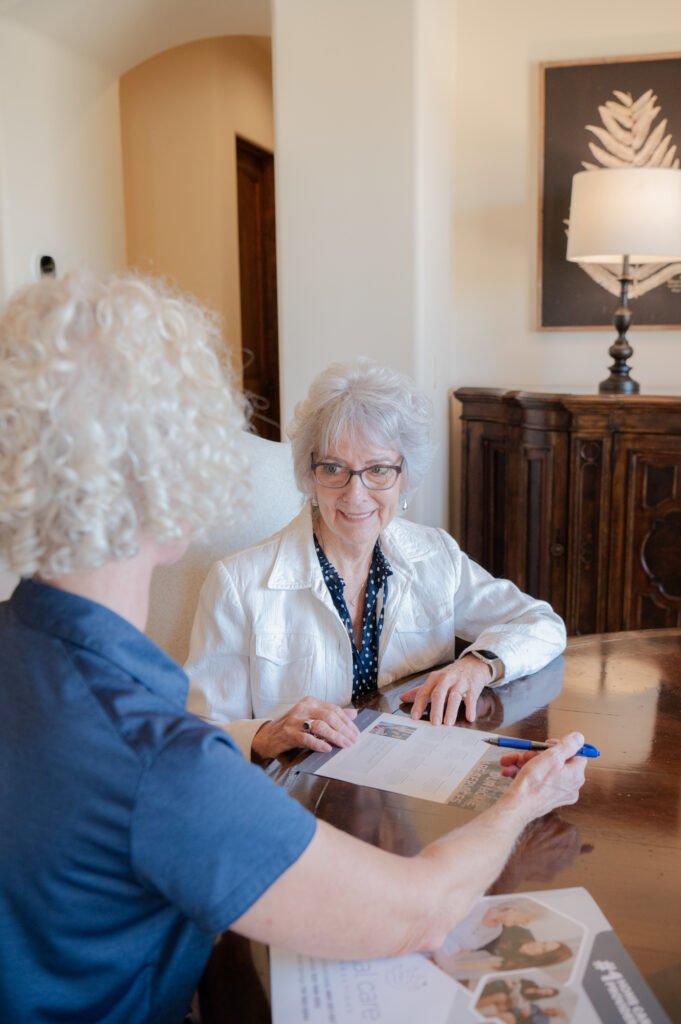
[310,455,404,490]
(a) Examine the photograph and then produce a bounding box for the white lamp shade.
[566,167,681,264]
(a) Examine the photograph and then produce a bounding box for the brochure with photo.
[270,888,672,1024]
[298,708,514,810]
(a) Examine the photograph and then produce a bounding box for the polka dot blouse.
[313,533,393,704]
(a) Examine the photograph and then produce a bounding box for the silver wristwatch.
[469,648,504,684]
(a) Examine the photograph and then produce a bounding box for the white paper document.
[270,948,457,1024]
[300,709,509,807]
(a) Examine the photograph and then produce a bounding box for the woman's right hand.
[500,732,588,825]
[251,697,360,760]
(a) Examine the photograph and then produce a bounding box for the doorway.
[236,136,281,441]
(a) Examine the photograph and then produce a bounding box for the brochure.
[270,887,672,1023]
[298,708,514,810]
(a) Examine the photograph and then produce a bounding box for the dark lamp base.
[599,374,640,395]
[600,290,639,395]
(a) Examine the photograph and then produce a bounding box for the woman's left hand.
[400,656,493,725]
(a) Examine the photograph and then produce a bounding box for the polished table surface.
[199,629,681,1023]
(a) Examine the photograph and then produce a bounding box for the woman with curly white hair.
[0,274,249,580]
[186,358,566,760]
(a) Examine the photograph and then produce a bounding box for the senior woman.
[186,358,566,760]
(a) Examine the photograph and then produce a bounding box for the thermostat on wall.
[31,252,57,280]
[39,255,56,277]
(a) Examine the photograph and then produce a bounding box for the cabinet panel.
[458,419,509,574]
[517,443,562,606]
[567,437,611,635]
[453,388,681,636]
[481,438,508,580]
[522,431,569,618]
[609,435,681,631]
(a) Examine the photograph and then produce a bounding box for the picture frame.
[538,53,681,330]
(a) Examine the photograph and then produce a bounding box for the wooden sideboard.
[451,388,681,635]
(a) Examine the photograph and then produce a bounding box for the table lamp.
[566,167,681,394]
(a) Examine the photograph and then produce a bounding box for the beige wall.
[119,36,274,370]
[0,15,127,600]
[0,17,126,302]
[450,0,681,395]
[272,0,455,529]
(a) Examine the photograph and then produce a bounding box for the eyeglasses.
[311,456,404,490]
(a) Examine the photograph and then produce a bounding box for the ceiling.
[0,0,271,75]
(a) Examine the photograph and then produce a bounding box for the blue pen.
[483,736,600,758]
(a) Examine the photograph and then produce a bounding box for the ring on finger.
[303,719,314,733]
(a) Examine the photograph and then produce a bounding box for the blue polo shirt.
[0,579,315,1023]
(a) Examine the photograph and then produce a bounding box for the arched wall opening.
[119,36,277,431]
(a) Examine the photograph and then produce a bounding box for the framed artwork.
[539,53,681,330]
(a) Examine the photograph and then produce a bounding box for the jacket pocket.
[392,601,456,674]
[251,632,315,703]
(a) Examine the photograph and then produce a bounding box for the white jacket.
[185,506,566,757]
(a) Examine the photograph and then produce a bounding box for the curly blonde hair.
[0,270,248,576]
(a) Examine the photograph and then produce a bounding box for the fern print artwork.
[582,89,680,170]
[540,55,681,328]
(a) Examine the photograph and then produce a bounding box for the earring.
[401,497,408,511]
[311,496,319,509]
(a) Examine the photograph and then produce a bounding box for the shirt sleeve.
[130,722,316,935]
[444,533,566,683]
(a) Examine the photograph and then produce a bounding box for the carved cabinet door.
[565,434,613,636]
[608,434,681,631]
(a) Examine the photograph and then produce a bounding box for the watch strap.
[469,649,504,684]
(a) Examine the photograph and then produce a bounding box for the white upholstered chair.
[0,567,18,603]
[146,431,303,665]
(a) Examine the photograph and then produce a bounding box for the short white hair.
[287,357,434,498]
[0,270,248,576]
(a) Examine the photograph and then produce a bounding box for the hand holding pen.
[484,735,600,758]
[495,732,589,818]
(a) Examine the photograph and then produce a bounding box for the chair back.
[0,567,18,602]
[146,431,303,664]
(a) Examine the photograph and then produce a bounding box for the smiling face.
[312,436,403,558]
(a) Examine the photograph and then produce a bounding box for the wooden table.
[198,629,681,1023]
